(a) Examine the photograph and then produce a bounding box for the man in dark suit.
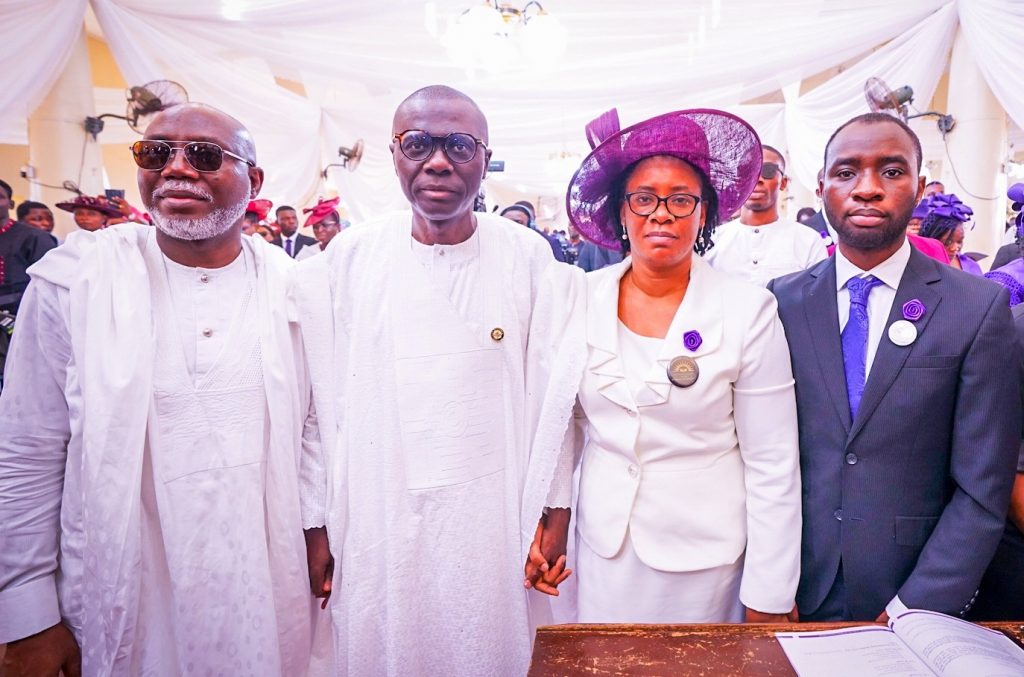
[769,113,1020,622]
[274,204,316,258]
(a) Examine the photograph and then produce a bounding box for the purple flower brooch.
[889,299,926,346]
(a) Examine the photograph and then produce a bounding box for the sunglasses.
[131,140,256,173]
[392,130,487,164]
[760,162,785,180]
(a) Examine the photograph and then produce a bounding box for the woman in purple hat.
[918,193,981,274]
[561,108,800,623]
[985,183,1024,306]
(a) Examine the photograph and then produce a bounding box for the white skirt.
[575,529,745,623]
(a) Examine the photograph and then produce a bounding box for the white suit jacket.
[575,256,802,613]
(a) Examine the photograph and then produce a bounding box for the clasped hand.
[523,508,572,596]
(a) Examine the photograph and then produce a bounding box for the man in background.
[706,144,827,286]
[0,180,56,312]
[275,204,315,258]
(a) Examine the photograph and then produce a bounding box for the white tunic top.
[0,225,314,675]
[706,217,829,287]
[292,213,585,676]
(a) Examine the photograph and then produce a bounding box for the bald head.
[393,85,488,144]
[148,102,257,163]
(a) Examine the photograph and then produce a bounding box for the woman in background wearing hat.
[55,195,123,232]
[918,193,981,274]
[562,109,800,623]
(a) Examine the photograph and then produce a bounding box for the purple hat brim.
[566,109,763,250]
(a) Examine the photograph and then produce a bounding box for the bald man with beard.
[0,103,317,676]
[293,85,584,675]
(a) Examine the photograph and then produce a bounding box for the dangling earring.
[620,225,629,241]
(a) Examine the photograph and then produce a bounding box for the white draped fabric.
[1,1,1022,217]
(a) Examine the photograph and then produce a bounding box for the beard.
[148,180,248,241]
[826,200,915,252]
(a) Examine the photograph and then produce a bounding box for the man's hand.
[2,622,81,677]
[304,526,334,609]
[746,605,799,623]
[523,508,572,596]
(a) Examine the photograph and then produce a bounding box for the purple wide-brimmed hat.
[566,108,762,250]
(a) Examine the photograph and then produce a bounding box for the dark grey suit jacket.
[769,248,1021,620]
[802,210,828,237]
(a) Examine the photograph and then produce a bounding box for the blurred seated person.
[241,199,272,237]
[918,193,980,274]
[499,201,566,262]
[16,201,57,245]
[297,197,346,260]
[253,224,276,243]
[55,195,121,232]
[923,180,944,198]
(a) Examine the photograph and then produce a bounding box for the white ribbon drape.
[1,0,1021,216]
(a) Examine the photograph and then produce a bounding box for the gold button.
[202,328,213,337]
[490,327,504,341]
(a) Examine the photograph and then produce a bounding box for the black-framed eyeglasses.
[760,162,785,180]
[131,140,256,173]
[392,130,487,164]
[625,192,702,218]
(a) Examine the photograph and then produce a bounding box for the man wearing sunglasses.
[292,85,583,676]
[706,144,828,287]
[0,103,317,675]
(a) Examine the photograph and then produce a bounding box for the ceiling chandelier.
[443,1,568,74]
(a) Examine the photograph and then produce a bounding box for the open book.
[776,610,1024,677]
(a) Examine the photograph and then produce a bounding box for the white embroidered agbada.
[292,212,584,676]
[0,224,316,676]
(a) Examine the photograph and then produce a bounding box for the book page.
[892,610,1024,677]
[776,626,934,676]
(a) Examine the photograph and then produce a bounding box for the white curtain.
[3,0,1022,217]
[957,0,1024,131]
[0,0,88,144]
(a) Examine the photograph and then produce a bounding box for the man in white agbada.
[295,85,584,675]
[705,145,828,286]
[0,104,315,676]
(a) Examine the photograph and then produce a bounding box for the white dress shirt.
[834,238,911,378]
[282,233,298,257]
[835,238,913,618]
[706,217,828,287]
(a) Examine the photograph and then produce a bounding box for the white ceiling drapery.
[2,1,1022,220]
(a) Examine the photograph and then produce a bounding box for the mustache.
[153,180,212,201]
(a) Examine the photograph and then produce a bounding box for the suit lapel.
[803,258,852,433]
[849,249,943,442]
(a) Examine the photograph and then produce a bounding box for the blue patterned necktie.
[285,238,293,257]
[842,275,884,419]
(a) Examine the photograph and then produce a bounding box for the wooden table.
[528,622,1024,676]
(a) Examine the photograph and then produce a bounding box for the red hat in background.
[55,195,123,218]
[303,196,341,227]
[246,199,273,222]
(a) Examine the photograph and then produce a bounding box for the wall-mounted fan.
[864,77,955,135]
[85,80,189,139]
[322,139,364,177]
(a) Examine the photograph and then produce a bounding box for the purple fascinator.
[1008,182,1024,240]
[911,200,929,220]
[566,108,762,250]
[921,193,974,224]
